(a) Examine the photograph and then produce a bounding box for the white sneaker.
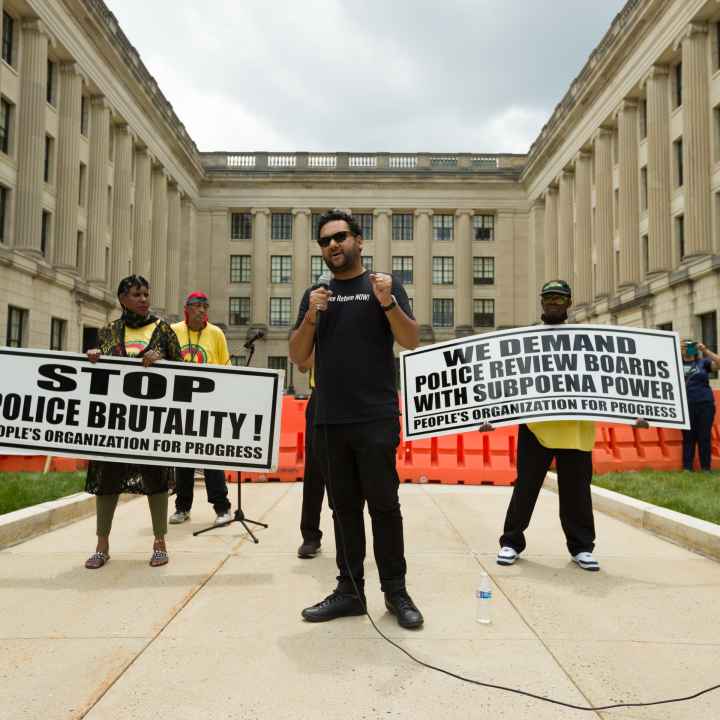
[169,510,190,524]
[496,546,519,566]
[572,551,600,571]
[214,511,233,526]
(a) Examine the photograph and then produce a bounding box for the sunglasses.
[541,294,570,305]
[318,230,353,248]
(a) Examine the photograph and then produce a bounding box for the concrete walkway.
[1,483,719,720]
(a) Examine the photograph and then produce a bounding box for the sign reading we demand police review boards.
[401,324,690,440]
[0,348,283,471]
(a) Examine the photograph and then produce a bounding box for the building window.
[41,211,50,256]
[76,231,84,271]
[392,256,413,284]
[674,138,683,187]
[44,135,54,183]
[474,299,495,327]
[639,98,648,140]
[271,212,292,240]
[699,311,717,354]
[270,255,292,284]
[230,255,251,283]
[80,95,88,136]
[473,214,494,241]
[0,185,7,243]
[473,257,495,285]
[362,255,373,272]
[676,214,685,259]
[432,256,454,285]
[46,60,56,106]
[311,212,322,241]
[50,318,66,351]
[230,355,247,366]
[268,356,288,388]
[354,213,373,240]
[229,297,251,326]
[642,234,649,276]
[640,166,648,211]
[0,97,11,155]
[657,322,673,332]
[432,299,454,327]
[79,163,87,206]
[6,305,26,347]
[269,297,291,326]
[231,212,252,240]
[310,255,324,284]
[1,12,14,66]
[433,214,454,241]
[392,213,413,241]
[673,62,682,108]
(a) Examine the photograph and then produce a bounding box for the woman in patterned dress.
[84,275,181,569]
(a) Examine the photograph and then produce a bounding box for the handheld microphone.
[243,328,266,349]
[317,270,333,289]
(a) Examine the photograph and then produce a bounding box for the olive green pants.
[95,493,168,537]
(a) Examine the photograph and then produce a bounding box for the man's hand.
[477,422,494,433]
[698,342,709,355]
[307,287,332,323]
[369,273,393,307]
[634,418,650,429]
[86,348,101,363]
[142,349,162,367]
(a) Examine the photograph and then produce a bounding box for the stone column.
[14,20,49,254]
[373,208,391,273]
[150,167,168,313]
[251,208,270,329]
[132,147,152,277]
[594,128,614,297]
[86,97,110,283]
[528,200,545,319]
[292,208,310,307]
[494,211,516,328]
[557,170,574,282]
[574,152,593,305]
[110,124,133,289]
[678,23,712,256]
[617,99,640,286]
[542,186,558,279]
[454,209,473,335]
[644,66,672,273]
[165,182,181,317]
[54,63,83,268]
[414,209,433,337]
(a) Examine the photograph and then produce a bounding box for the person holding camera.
[681,339,719,471]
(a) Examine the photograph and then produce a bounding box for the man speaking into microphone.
[289,209,424,629]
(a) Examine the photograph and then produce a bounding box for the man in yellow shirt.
[496,280,600,571]
[169,292,233,526]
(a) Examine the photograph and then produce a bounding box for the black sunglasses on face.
[318,230,353,248]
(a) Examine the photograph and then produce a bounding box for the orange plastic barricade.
[0,455,87,472]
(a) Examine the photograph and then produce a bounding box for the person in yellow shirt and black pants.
[169,292,233,526]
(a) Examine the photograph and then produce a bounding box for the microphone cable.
[311,308,720,713]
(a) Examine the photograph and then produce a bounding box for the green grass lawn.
[593,469,720,525]
[0,472,86,515]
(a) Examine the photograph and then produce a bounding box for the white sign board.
[0,348,284,471]
[401,324,690,440]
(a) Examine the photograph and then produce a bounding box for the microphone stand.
[193,335,269,542]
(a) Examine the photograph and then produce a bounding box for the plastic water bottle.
[475,572,492,624]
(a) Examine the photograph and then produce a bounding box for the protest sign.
[401,324,689,440]
[0,348,283,471]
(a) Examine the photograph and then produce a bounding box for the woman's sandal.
[85,551,110,569]
[149,542,169,567]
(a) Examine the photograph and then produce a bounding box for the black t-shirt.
[294,271,414,424]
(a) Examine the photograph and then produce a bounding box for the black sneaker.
[297,539,321,559]
[301,591,366,622]
[384,590,424,629]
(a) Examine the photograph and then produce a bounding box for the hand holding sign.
[87,349,101,364]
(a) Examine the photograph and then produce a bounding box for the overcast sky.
[104,0,627,154]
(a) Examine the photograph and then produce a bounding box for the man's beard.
[541,309,568,325]
[324,246,359,273]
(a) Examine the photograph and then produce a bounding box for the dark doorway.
[82,326,99,352]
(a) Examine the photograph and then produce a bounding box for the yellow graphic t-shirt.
[527,420,596,452]
[171,321,230,366]
[124,322,159,357]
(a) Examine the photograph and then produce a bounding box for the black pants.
[683,401,715,471]
[314,417,406,594]
[174,467,231,514]
[300,393,325,543]
[500,425,595,556]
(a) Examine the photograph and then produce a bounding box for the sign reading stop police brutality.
[401,324,690,440]
[0,348,283,471]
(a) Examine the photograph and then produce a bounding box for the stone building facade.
[3,0,720,395]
